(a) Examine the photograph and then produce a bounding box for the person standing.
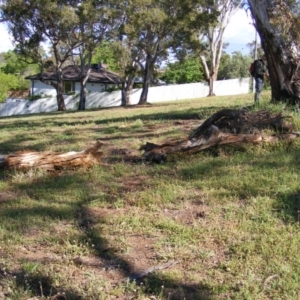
[254,55,268,105]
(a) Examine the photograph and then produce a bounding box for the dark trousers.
[254,76,264,102]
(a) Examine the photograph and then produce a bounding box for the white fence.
[0,78,250,117]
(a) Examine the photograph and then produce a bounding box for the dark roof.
[25,65,122,84]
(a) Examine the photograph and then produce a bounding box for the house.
[25,64,122,97]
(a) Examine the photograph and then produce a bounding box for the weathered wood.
[140,109,299,163]
[1,141,103,171]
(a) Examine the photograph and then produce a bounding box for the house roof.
[25,65,122,84]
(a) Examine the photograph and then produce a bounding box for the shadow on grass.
[0,104,239,131]
[274,190,300,222]
[0,171,216,299]
[0,105,224,153]
[0,268,80,299]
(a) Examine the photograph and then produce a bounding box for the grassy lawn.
[0,91,300,299]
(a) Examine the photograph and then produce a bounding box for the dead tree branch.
[0,141,103,171]
[140,109,299,163]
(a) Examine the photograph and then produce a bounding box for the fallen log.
[140,109,300,163]
[0,141,103,171]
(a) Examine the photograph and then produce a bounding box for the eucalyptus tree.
[246,0,300,103]
[72,0,122,111]
[1,0,82,111]
[116,40,142,106]
[199,0,242,96]
[121,0,217,105]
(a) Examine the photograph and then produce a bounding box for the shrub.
[106,86,122,93]
[0,73,30,102]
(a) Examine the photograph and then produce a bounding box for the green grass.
[0,92,300,299]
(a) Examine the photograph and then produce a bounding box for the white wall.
[86,82,106,92]
[31,80,119,95]
[0,78,250,117]
[31,80,57,97]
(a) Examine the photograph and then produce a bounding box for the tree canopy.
[2,0,300,107]
[116,0,218,104]
[160,57,205,84]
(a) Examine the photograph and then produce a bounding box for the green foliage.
[92,41,120,73]
[27,95,42,101]
[105,86,122,93]
[160,57,205,84]
[118,0,217,103]
[0,73,29,102]
[0,50,35,102]
[160,51,252,84]
[27,93,52,101]
[218,51,253,79]
[1,50,38,76]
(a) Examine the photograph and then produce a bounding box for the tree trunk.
[200,55,217,96]
[74,47,93,111]
[78,68,91,111]
[121,74,135,106]
[248,0,300,104]
[199,0,240,97]
[139,81,149,105]
[208,77,215,96]
[78,84,86,111]
[138,54,152,105]
[56,67,66,111]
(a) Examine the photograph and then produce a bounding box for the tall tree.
[1,0,82,111]
[120,0,217,105]
[118,42,141,106]
[200,0,242,96]
[73,0,121,111]
[246,0,300,103]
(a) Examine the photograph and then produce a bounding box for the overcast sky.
[0,9,257,56]
[223,9,257,55]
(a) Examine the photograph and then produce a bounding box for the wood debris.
[0,141,103,171]
[140,109,300,163]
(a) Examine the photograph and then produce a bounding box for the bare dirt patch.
[0,191,19,203]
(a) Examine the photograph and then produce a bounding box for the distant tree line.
[159,51,253,84]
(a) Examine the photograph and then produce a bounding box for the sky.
[223,9,258,55]
[0,9,257,56]
[0,22,14,53]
